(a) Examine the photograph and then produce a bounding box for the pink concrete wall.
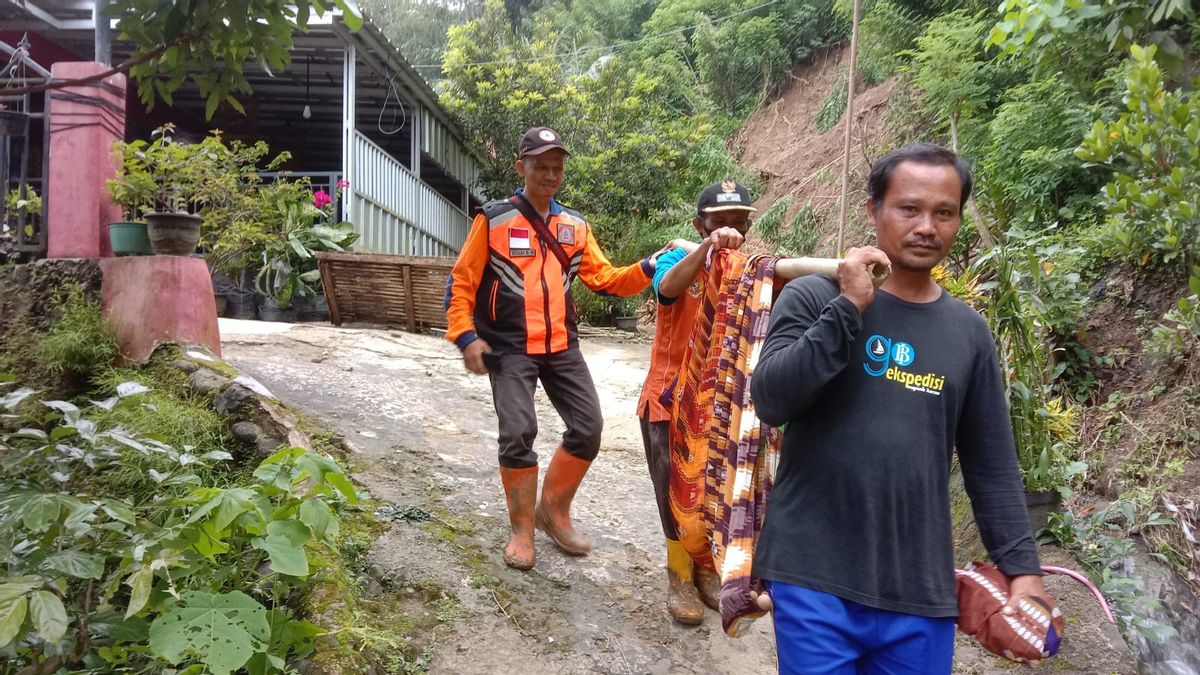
[46,62,126,259]
[101,256,222,364]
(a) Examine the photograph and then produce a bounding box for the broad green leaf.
[254,520,311,576]
[298,499,334,543]
[42,400,81,423]
[43,550,105,580]
[88,610,149,642]
[148,591,269,675]
[337,0,363,30]
[101,499,137,526]
[0,577,43,604]
[0,386,37,410]
[0,596,28,648]
[125,565,154,618]
[29,591,68,643]
[326,471,357,503]
[21,494,64,533]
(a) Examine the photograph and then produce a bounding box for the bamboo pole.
[774,256,889,286]
[835,0,863,256]
[669,241,890,286]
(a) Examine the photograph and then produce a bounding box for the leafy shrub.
[1077,44,1200,272]
[757,198,821,257]
[1043,499,1178,644]
[1144,266,1200,366]
[981,77,1104,227]
[0,380,354,673]
[975,239,1085,494]
[815,71,848,133]
[33,286,118,383]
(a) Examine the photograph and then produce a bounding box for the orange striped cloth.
[667,249,782,636]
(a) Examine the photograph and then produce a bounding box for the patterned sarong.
[667,250,782,636]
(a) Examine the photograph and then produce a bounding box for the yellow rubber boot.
[667,539,704,625]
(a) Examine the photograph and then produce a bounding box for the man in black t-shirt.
[750,143,1056,674]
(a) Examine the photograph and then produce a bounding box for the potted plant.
[255,180,357,322]
[611,295,641,332]
[109,124,207,256]
[105,150,155,256]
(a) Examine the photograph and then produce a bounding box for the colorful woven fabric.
[667,250,782,636]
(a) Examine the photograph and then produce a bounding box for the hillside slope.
[732,43,901,255]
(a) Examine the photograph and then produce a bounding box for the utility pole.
[835,0,861,256]
[94,0,112,65]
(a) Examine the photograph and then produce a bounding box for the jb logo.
[863,334,915,377]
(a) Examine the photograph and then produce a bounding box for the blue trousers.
[767,581,955,675]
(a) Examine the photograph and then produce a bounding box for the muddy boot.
[535,448,592,555]
[695,566,721,612]
[499,465,538,570]
[667,539,704,625]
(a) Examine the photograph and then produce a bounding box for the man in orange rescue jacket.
[638,179,755,624]
[446,126,655,570]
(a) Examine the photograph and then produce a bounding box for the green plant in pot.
[105,154,154,256]
[255,180,357,319]
[610,294,641,332]
[110,124,207,256]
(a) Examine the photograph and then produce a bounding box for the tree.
[987,0,1195,72]
[11,0,364,120]
[900,10,997,246]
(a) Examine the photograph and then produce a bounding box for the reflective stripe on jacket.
[446,194,653,355]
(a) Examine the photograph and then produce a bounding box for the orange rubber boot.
[535,448,592,555]
[499,465,538,570]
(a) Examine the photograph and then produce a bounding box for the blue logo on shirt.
[863,334,916,377]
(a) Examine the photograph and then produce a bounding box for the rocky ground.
[219,319,1135,675]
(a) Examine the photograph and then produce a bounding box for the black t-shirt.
[750,275,1041,617]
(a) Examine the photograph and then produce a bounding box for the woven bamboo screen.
[315,252,456,332]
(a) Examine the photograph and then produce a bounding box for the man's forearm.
[658,241,711,299]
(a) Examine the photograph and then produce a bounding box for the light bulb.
[302,104,312,119]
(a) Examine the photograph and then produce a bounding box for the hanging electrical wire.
[377,66,407,136]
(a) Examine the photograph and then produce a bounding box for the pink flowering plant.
[256,178,358,309]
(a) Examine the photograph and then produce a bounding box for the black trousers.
[488,349,603,469]
[639,403,677,539]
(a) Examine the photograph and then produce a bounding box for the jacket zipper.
[489,280,499,322]
[539,238,552,353]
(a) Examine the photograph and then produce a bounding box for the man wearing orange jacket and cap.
[446,126,655,570]
[638,179,755,624]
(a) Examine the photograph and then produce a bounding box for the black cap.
[518,126,569,158]
[697,179,756,214]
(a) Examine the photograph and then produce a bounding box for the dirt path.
[221,319,778,674]
[220,319,1135,675]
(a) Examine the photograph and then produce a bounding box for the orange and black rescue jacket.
[446,193,653,355]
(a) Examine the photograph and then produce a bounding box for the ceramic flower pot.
[145,212,203,256]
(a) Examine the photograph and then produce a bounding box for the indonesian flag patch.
[509,227,534,257]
